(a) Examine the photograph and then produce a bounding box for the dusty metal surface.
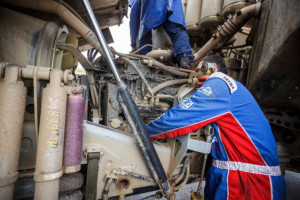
[185,0,203,35]
[83,122,172,199]
[1,0,298,198]
[64,0,128,29]
[247,0,300,110]
[0,7,46,66]
[85,152,101,200]
[34,69,67,200]
[199,0,224,30]
[222,0,256,18]
[0,66,27,200]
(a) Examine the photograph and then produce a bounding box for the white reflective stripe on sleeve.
[209,72,237,94]
[212,159,281,176]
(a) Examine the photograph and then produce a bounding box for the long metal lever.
[82,0,173,198]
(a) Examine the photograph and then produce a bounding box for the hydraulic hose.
[2,0,106,57]
[193,3,262,62]
[172,156,191,186]
[142,59,188,77]
[124,58,154,99]
[102,178,114,200]
[149,79,188,97]
[171,156,191,191]
[145,49,174,61]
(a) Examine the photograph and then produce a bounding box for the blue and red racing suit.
[146,72,286,200]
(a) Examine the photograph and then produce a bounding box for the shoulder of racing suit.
[208,72,237,94]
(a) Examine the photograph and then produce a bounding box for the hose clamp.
[63,165,81,174]
[34,169,63,182]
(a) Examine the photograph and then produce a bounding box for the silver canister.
[185,0,203,35]
[200,0,224,31]
[222,0,256,18]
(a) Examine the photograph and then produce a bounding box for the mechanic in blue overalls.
[146,55,286,199]
[129,0,194,69]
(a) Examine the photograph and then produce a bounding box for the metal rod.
[82,0,121,83]
[196,154,207,197]
[82,1,173,198]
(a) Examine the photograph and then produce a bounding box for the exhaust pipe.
[193,3,262,62]
[0,65,27,200]
[34,69,67,200]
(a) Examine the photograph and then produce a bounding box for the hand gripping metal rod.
[82,0,172,197]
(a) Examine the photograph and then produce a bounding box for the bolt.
[288,96,292,100]
[294,86,299,90]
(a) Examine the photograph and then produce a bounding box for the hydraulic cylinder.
[34,69,67,200]
[0,66,27,200]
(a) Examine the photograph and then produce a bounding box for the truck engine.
[0,0,299,199]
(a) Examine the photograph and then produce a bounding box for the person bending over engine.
[146,55,286,200]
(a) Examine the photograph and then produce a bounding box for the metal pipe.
[171,157,191,191]
[21,65,74,83]
[148,79,188,98]
[82,0,121,83]
[196,154,208,197]
[34,69,67,200]
[196,125,213,197]
[142,59,189,77]
[145,49,174,61]
[102,178,114,200]
[2,0,105,57]
[124,58,154,99]
[0,65,27,200]
[172,156,191,186]
[193,3,261,62]
[63,95,85,174]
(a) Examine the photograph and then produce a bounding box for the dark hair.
[202,55,227,74]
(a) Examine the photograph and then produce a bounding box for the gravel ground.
[126,171,300,200]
